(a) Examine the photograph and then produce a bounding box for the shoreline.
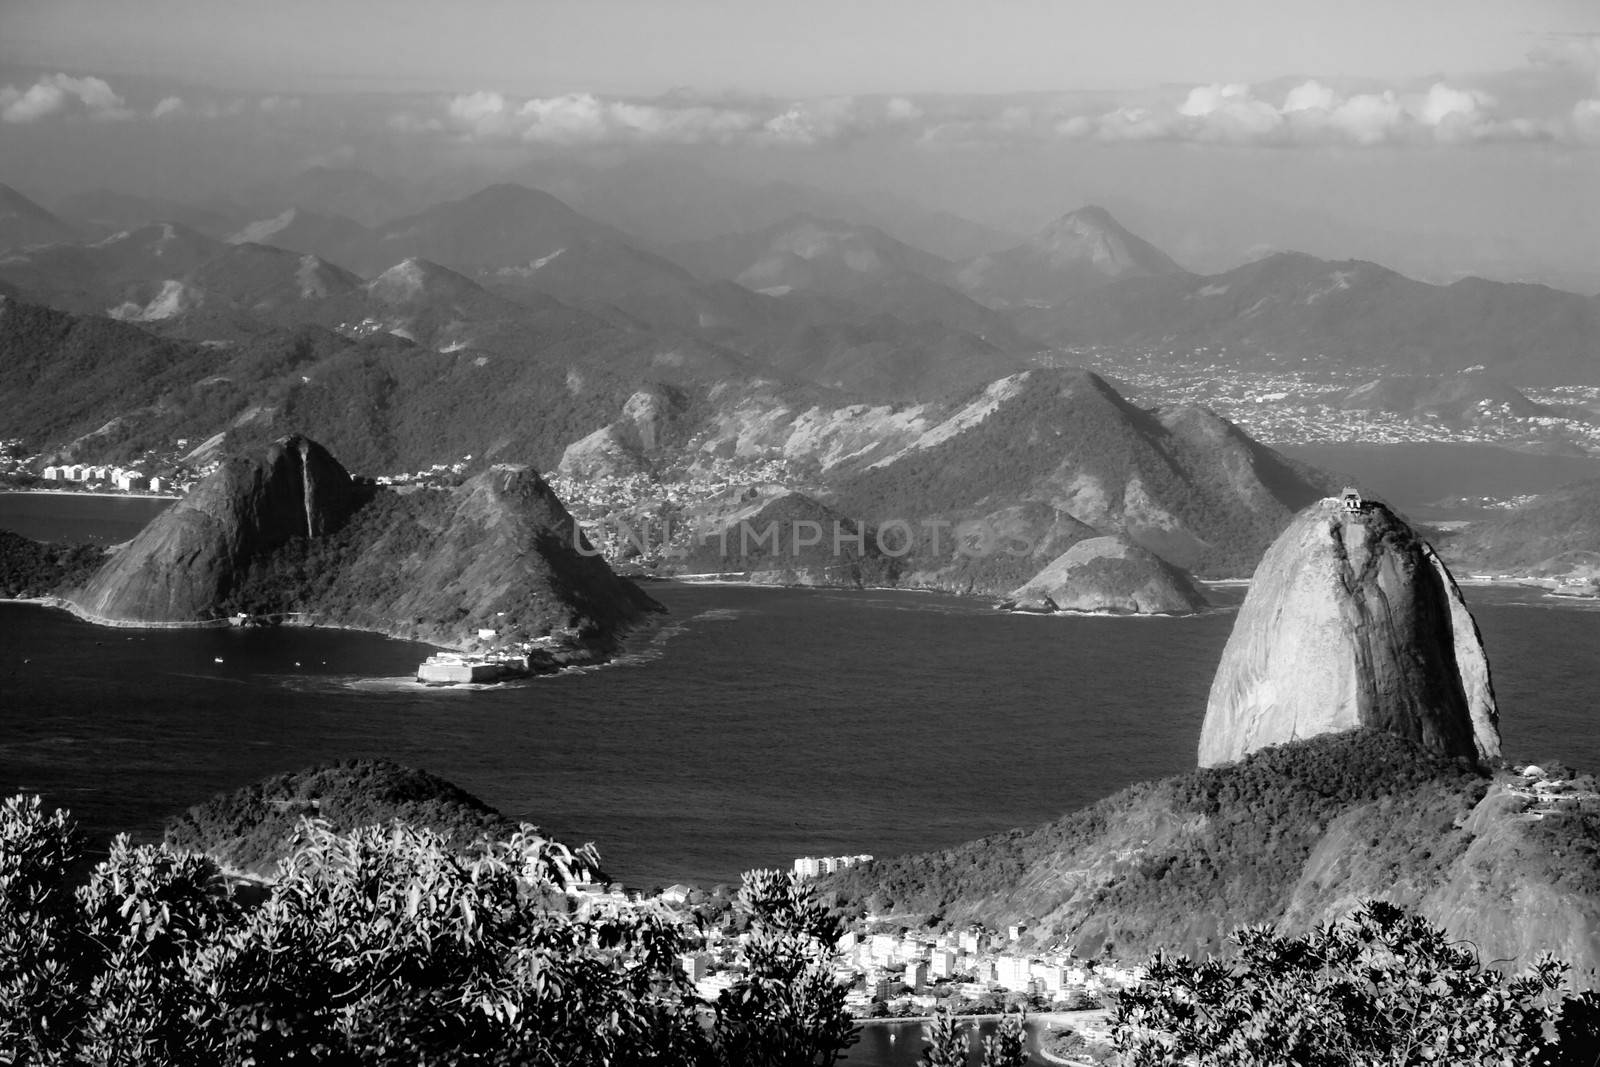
[1,488,181,501]
[1,595,669,682]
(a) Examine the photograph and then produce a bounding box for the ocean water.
[0,491,174,543]
[2,577,1596,886]
[4,496,1600,1067]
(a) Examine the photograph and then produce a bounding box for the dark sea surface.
[3,571,1597,885]
[1273,443,1600,518]
[0,491,175,543]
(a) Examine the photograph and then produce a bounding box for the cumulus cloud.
[151,95,186,119]
[432,89,939,146]
[0,73,132,123]
[395,53,1600,152]
[1283,80,1337,113]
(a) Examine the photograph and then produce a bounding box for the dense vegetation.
[162,759,518,877]
[215,468,656,648]
[824,731,1504,955]
[1,793,871,1066]
[1115,900,1600,1066]
[0,529,104,598]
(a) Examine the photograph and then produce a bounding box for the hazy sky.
[0,0,1597,289]
[2,0,1594,95]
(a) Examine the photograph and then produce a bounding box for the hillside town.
[1044,347,1600,453]
[549,852,1142,1027]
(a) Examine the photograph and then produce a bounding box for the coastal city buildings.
[558,870,1145,1020]
[793,854,874,878]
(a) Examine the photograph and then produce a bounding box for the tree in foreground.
[0,794,858,1066]
[711,868,858,1067]
[1113,899,1600,1067]
[916,1007,1028,1067]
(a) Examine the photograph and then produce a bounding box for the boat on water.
[415,631,586,685]
[415,651,530,685]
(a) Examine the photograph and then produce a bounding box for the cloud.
[393,49,1600,152]
[0,73,133,123]
[145,94,249,121]
[1575,98,1600,145]
[1283,80,1337,113]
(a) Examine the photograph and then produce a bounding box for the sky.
[0,0,1588,96]
[0,0,1597,287]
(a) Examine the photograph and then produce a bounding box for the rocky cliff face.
[1198,498,1500,768]
[73,435,359,622]
[1002,535,1207,614]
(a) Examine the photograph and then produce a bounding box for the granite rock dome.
[1198,497,1499,767]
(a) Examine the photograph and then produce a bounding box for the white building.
[868,934,898,965]
[996,955,1032,991]
[42,465,62,481]
[930,948,958,979]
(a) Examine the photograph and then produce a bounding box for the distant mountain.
[317,256,604,355]
[826,368,1335,579]
[512,156,1019,259]
[1442,478,1600,583]
[51,188,243,240]
[342,182,633,276]
[559,367,1334,588]
[955,205,1186,307]
[0,292,741,474]
[1016,251,1600,383]
[345,182,760,335]
[247,166,410,227]
[739,303,1026,400]
[1332,373,1553,424]
[0,183,79,252]
[227,207,370,265]
[0,222,225,315]
[667,214,1030,350]
[108,242,363,327]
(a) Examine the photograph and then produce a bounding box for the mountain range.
[4,177,1596,390]
[3,171,1598,599]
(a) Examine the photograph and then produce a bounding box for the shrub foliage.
[0,794,858,1066]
